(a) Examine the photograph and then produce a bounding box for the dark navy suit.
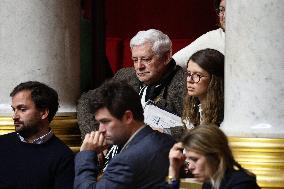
[74,125,175,189]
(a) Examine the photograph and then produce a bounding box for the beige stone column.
[222,0,284,138]
[0,0,81,151]
[221,0,284,188]
[0,0,80,115]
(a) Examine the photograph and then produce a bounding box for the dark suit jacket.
[202,169,260,189]
[163,169,260,189]
[74,126,175,189]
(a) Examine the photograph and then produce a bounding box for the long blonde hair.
[182,125,255,189]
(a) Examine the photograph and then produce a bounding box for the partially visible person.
[74,80,175,189]
[173,0,226,68]
[165,125,261,189]
[78,29,186,139]
[183,49,224,128]
[0,81,74,189]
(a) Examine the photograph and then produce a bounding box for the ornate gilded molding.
[229,137,284,189]
[0,116,82,153]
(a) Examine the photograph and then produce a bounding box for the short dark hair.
[10,81,59,123]
[90,80,144,122]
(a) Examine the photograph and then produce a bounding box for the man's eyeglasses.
[132,55,155,65]
[216,6,225,15]
[186,72,208,83]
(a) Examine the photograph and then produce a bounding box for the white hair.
[130,29,172,57]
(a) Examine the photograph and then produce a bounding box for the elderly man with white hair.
[77,29,186,171]
[78,29,186,140]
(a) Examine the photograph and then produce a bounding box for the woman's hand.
[168,142,186,179]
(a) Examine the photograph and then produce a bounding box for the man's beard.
[16,122,39,139]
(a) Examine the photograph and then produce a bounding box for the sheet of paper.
[143,103,182,129]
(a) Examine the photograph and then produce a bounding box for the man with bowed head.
[77,29,185,174]
[78,28,186,140]
[74,80,175,189]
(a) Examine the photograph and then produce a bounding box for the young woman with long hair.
[183,48,224,128]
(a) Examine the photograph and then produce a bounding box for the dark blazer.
[202,169,260,189]
[163,169,260,189]
[74,125,175,189]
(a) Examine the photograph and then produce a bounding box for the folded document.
[144,103,182,129]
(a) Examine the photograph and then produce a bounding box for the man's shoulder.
[0,132,17,141]
[111,132,173,162]
[114,67,136,79]
[196,28,225,52]
[130,127,175,153]
[46,135,74,155]
[147,131,175,150]
[166,65,186,89]
[201,28,224,38]
[174,65,185,77]
[102,128,173,188]
[109,128,174,174]
[0,132,16,138]
[78,67,137,100]
[113,67,140,91]
[146,129,176,146]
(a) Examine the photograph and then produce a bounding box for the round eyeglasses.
[186,72,208,83]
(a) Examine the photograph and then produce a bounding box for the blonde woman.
[166,125,260,189]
